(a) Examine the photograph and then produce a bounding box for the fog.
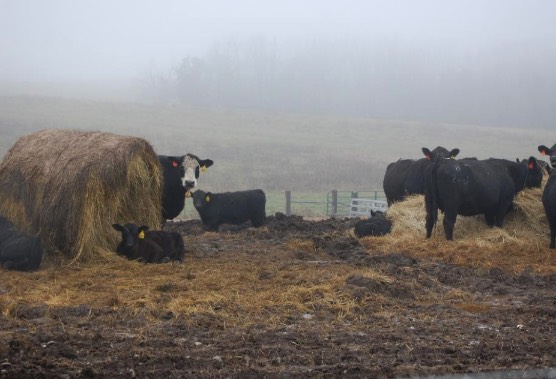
[1,0,555,128]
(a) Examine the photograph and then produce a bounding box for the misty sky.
[1,0,555,82]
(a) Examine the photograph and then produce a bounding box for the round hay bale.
[0,129,163,263]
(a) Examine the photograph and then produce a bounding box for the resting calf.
[0,215,43,271]
[354,210,392,238]
[112,223,184,263]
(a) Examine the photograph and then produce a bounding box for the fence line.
[285,190,386,218]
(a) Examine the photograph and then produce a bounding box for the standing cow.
[540,143,556,248]
[159,154,214,220]
[424,155,543,240]
[383,146,460,205]
[192,189,266,231]
[0,215,43,271]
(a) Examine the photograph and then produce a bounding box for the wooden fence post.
[285,191,291,216]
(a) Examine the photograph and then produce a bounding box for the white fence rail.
[349,198,388,218]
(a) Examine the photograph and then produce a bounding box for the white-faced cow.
[424,154,544,240]
[0,215,43,271]
[158,154,214,220]
[112,223,185,263]
[192,189,266,231]
[383,146,460,205]
[540,143,556,248]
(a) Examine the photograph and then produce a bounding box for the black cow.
[424,155,543,240]
[192,189,266,231]
[538,144,556,168]
[383,146,460,205]
[0,215,43,271]
[540,143,556,248]
[543,170,556,248]
[354,210,392,238]
[159,154,214,220]
[112,223,185,263]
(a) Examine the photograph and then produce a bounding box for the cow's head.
[182,154,214,195]
[192,190,211,211]
[422,146,460,161]
[520,156,544,188]
[538,144,556,168]
[112,223,148,250]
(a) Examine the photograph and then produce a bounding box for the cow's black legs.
[425,210,436,238]
[549,219,556,249]
[442,212,456,241]
[484,213,495,227]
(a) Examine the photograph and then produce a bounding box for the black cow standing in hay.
[0,215,43,271]
[0,129,163,262]
[424,154,544,240]
[383,146,460,206]
[540,143,556,248]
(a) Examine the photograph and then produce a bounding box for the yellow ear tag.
[450,155,455,159]
[205,195,211,203]
[201,165,207,173]
[138,230,145,239]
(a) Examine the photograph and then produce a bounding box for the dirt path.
[1,214,555,378]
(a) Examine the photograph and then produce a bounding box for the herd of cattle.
[383,143,556,245]
[1,141,556,272]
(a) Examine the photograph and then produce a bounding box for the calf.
[192,189,266,231]
[354,210,392,238]
[424,155,543,240]
[0,215,43,271]
[112,223,184,263]
[159,154,214,220]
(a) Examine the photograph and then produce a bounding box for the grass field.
[0,95,551,211]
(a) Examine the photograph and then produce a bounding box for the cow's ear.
[200,159,214,172]
[449,149,460,159]
[538,145,551,156]
[112,224,123,231]
[422,147,432,160]
[527,157,537,170]
[516,158,520,163]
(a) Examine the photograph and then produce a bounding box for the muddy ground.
[1,213,555,378]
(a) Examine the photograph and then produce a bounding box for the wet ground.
[1,214,555,378]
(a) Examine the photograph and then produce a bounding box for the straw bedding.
[0,129,162,263]
[366,179,554,272]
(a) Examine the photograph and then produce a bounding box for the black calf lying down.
[112,223,185,263]
[354,211,392,238]
[193,189,266,231]
[0,215,43,271]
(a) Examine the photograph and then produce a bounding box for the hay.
[366,186,554,273]
[0,129,162,263]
